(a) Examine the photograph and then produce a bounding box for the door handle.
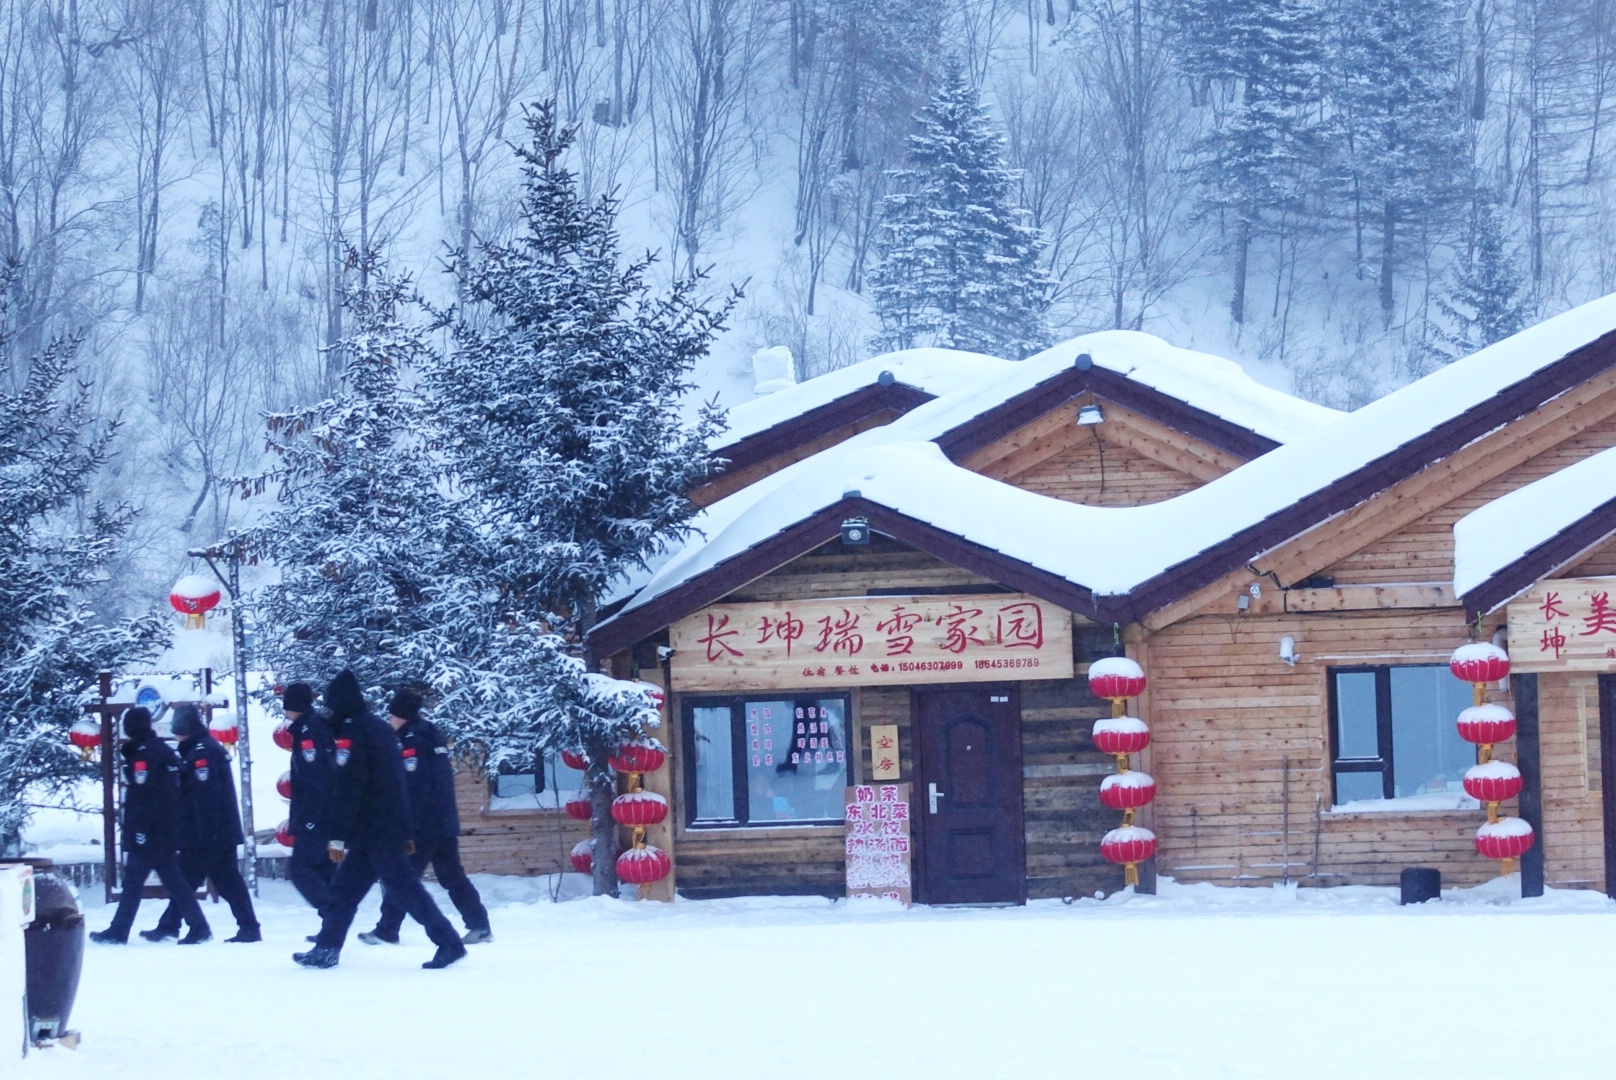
[928,782,944,814]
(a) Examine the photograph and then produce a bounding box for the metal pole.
[229,556,257,895]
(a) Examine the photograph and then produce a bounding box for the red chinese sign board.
[669,593,1073,691]
[845,783,911,906]
[1507,577,1616,671]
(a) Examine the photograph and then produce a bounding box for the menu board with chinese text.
[845,783,911,906]
[670,593,1072,691]
[1508,577,1616,671]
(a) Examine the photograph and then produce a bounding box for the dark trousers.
[105,847,208,940]
[289,832,337,916]
[155,845,259,934]
[313,846,459,952]
[374,836,490,938]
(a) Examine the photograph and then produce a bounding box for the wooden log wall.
[454,761,589,877]
[1140,607,1555,888]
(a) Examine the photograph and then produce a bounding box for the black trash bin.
[24,872,84,1042]
[1400,866,1442,905]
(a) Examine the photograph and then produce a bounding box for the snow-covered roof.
[718,331,1344,456]
[597,297,1616,645]
[717,349,1011,450]
[1453,442,1616,599]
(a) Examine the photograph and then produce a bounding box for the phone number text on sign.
[669,593,1073,691]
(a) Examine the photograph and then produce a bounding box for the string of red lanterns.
[1089,656,1156,889]
[1448,643,1534,876]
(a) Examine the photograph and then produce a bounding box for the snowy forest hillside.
[3,0,1613,612]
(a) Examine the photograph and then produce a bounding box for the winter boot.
[357,930,399,946]
[225,927,262,943]
[422,941,467,969]
[461,928,494,945]
[88,929,126,945]
[177,926,212,945]
[138,927,178,943]
[293,946,340,969]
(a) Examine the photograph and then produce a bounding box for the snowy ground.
[20,875,1616,1079]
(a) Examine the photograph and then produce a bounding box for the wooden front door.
[1600,675,1616,898]
[913,686,1026,905]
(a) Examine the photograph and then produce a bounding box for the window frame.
[1327,665,1397,802]
[680,691,853,829]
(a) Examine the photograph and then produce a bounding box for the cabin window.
[682,694,851,826]
[1328,665,1475,806]
[487,753,586,810]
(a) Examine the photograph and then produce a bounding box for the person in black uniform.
[292,671,467,970]
[359,690,492,946]
[90,707,210,945]
[281,682,337,918]
[145,705,261,943]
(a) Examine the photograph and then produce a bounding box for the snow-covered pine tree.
[246,252,471,696]
[431,101,734,894]
[0,274,167,850]
[869,61,1053,359]
[1329,0,1466,327]
[1426,193,1534,363]
[1173,0,1324,325]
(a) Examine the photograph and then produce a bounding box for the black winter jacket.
[395,717,460,842]
[175,732,244,850]
[323,671,412,853]
[287,709,336,838]
[119,715,181,852]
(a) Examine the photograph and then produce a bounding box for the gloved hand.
[404,841,416,855]
[327,840,346,864]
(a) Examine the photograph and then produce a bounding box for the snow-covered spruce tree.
[869,61,1053,360]
[0,299,167,850]
[245,252,475,696]
[431,102,733,894]
[1172,0,1324,326]
[1425,193,1534,364]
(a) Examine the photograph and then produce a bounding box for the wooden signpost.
[1507,576,1616,671]
[844,783,911,906]
[670,593,1072,692]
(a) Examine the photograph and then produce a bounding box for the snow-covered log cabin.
[456,297,1616,902]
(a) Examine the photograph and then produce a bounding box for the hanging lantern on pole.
[564,791,593,821]
[570,839,594,875]
[561,750,589,772]
[274,820,295,849]
[208,713,239,752]
[276,771,293,801]
[273,720,294,751]
[68,719,101,761]
[611,736,670,897]
[1088,657,1155,888]
[1449,643,1533,877]
[169,574,222,630]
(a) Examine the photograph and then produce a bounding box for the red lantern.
[616,845,672,885]
[169,574,222,628]
[570,840,593,875]
[1099,771,1157,810]
[609,741,667,774]
[68,719,101,754]
[611,791,669,827]
[276,771,293,800]
[1100,826,1158,865]
[1449,643,1510,685]
[1463,761,1523,803]
[561,750,589,772]
[1474,818,1534,859]
[564,791,592,821]
[1456,704,1516,745]
[1088,656,1147,702]
[209,714,239,746]
[273,721,294,751]
[274,819,295,848]
[1092,717,1150,755]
